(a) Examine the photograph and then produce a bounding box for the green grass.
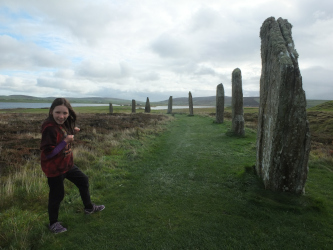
[307,101,333,144]
[1,109,333,249]
[307,100,332,109]
[308,100,333,112]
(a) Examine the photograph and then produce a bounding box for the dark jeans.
[47,165,92,224]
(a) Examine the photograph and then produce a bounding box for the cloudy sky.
[0,0,332,102]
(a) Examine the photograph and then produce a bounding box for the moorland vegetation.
[0,103,333,249]
[0,94,330,108]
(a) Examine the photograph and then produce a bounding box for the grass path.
[38,114,333,249]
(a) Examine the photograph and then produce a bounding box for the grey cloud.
[0,76,22,87]
[188,7,260,62]
[243,90,259,97]
[189,7,220,32]
[0,75,37,94]
[138,71,160,82]
[1,0,332,101]
[167,61,202,75]
[4,0,122,44]
[77,61,133,80]
[37,77,67,88]
[30,0,152,45]
[119,62,133,78]
[151,5,259,66]
[114,90,194,103]
[194,66,216,76]
[151,34,193,58]
[89,90,162,103]
[302,66,332,100]
[35,77,102,95]
[54,69,75,78]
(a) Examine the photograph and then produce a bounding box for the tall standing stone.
[256,17,311,194]
[109,103,113,114]
[232,68,245,136]
[167,96,172,114]
[188,91,194,116]
[132,99,136,113]
[145,97,151,113]
[215,83,224,123]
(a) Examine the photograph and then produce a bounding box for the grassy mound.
[307,101,333,145]
[308,100,333,112]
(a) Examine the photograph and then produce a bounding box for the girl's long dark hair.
[47,98,76,134]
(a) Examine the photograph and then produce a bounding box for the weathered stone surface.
[232,68,245,135]
[256,17,311,194]
[109,103,113,114]
[132,99,136,113]
[167,96,172,114]
[215,83,224,123]
[189,91,194,116]
[145,97,151,113]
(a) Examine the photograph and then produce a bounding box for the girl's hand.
[74,127,80,133]
[64,135,74,144]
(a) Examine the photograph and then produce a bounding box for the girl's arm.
[45,141,67,159]
[41,126,73,159]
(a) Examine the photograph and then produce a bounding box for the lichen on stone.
[256,16,311,195]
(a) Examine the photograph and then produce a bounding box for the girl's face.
[51,105,69,125]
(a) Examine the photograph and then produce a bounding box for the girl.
[40,98,105,234]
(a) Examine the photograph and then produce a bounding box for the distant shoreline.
[0,102,112,110]
[0,95,331,108]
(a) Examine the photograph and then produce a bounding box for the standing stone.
[256,17,311,194]
[232,68,245,135]
[109,103,113,114]
[188,91,194,116]
[215,83,224,123]
[167,96,172,114]
[132,99,136,113]
[145,97,151,113]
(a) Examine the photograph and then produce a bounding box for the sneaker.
[49,222,67,234]
[84,204,105,214]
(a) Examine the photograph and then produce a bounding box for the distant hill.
[306,100,333,109]
[308,100,333,111]
[153,96,260,107]
[0,95,330,108]
[0,95,144,106]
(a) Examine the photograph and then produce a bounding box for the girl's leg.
[65,165,93,209]
[47,175,65,225]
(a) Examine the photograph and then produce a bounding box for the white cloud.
[0,35,70,69]
[0,0,332,101]
[151,34,194,59]
[54,69,75,78]
[76,60,133,80]
[138,71,160,82]
[301,66,332,100]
